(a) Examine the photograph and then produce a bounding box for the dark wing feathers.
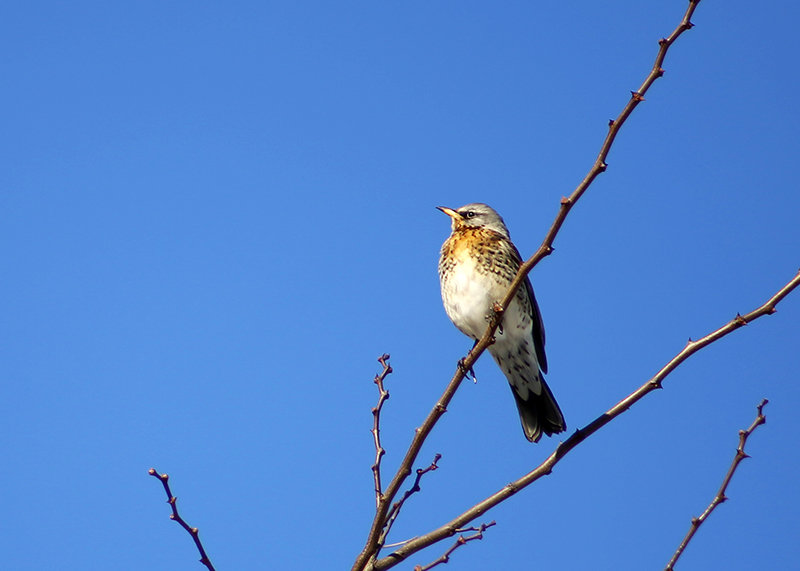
[508,241,548,374]
[525,275,548,374]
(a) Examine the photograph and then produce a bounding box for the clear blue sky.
[2,1,799,570]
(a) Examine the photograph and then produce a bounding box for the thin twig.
[413,522,497,571]
[372,354,393,508]
[664,399,769,571]
[350,4,703,570]
[373,272,799,570]
[148,469,216,571]
[380,454,442,547]
[484,0,702,342]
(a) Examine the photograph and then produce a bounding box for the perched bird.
[438,203,565,442]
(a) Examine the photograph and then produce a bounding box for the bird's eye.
[465,211,476,218]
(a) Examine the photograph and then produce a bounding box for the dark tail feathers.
[511,376,566,443]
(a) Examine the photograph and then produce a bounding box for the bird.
[437,203,565,442]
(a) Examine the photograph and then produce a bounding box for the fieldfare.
[438,203,565,442]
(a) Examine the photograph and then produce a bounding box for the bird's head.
[437,203,510,238]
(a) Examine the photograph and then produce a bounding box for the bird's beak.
[436,206,459,219]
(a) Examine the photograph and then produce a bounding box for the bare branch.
[350,4,704,570]
[373,271,800,570]
[380,454,442,548]
[413,522,497,571]
[664,399,769,571]
[148,469,216,571]
[485,0,703,340]
[372,354,393,508]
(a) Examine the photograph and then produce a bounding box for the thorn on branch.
[755,398,768,421]
[378,353,393,373]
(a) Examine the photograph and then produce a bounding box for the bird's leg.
[458,340,479,383]
[487,301,504,334]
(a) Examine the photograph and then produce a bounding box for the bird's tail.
[511,375,566,443]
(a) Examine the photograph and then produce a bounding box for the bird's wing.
[525,275,548,374]
[508,240,548,374]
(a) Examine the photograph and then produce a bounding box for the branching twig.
[380,454,442,547]
[413,522,497,571]
[664,399,769,571]
[351,4,704,570]
[372,354,393,508]
[148,469,216,571]
[373,272,799,570]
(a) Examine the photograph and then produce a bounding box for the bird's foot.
[458,358,478,383]
[486,302,504,334]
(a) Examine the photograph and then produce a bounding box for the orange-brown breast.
[440,227,520,283]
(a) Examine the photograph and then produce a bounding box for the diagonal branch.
[371,354,393,508]
[372,271,799,570]
[148,469,216,571]
[664,399,769,571]
[490,0,701,333]
[350,3,703,570]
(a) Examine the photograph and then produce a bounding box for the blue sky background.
[2,1,799,570]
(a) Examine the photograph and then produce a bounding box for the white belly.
[441,260,504,340]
